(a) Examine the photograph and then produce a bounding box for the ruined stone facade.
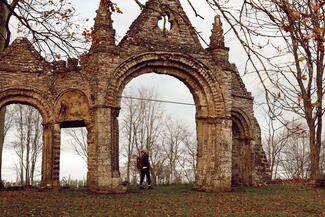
[0,0,271,192]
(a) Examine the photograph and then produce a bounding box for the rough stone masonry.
[0,0,271,193]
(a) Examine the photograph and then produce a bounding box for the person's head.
[141,148,149,155]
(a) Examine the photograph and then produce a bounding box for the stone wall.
[0,0,271,193]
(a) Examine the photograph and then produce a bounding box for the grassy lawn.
[0,184,325,216]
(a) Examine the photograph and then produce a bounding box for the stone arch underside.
[96,52,233,192]
[106,52,226,118]
[0,88,54,123]
[231,109,254,186]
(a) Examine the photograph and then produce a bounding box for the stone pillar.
[111,108,121,182]
[88,106,126,193]
[41,123,60,189]
[195,117,232,192]
[86,119,95,188]
[250,140,257,186]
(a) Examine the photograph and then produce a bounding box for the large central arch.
[109,52,225,116]
[88,52,234,192]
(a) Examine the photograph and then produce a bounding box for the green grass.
[0,184,325,216]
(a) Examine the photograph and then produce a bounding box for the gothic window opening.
[158,14,172,32]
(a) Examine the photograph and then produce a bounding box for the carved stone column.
[40,123,60,189]
[111,108,121,183]
[195,116,232,192]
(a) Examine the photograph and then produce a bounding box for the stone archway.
[99,52,233,192]
[53,89,91,188]
[231,109,254,186]
[0,88,53,123]
[0,88,58,188]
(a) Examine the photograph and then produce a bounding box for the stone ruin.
[0,0,271,193]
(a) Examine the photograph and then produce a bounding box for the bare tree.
[119,86,165,183]
[10,104,42,186]
[280,132,310,179]
[0,0,89,59]
[204,0,325,179]
[162,119,188,184]
[262,105,294,179]
[66,128,88,164]
[177,130,197,183]
[119,94,138,183]
[0,108,5,187]
[149,144,167,184]
[119,85,198,185]
[320,140,325,173]
[0,106,13,187]
[263,125,288,179]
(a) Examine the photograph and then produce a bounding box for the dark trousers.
[140,168,151,185]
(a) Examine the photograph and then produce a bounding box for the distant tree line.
[262,105,325,180]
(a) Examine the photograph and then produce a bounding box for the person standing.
[139,149,153,189]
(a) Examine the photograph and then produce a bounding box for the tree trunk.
[0,0,9,51]
[0,108,5,187]
[310,137,320,180]
[0,0,10,188]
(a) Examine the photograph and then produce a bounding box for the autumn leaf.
[298,57,305,62]
[116,7,123,14]
[312,3,321,11]
[281,25,291,32]
[101,0,123,13]
[311,102,321,107]
[302,34,311,42]
[290,11,300,20]
[55,53,61,59]
[297,95,301,104]
[90,33,97,40]
[301,75,307,80]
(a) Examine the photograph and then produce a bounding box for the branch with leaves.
[206,0,325,179]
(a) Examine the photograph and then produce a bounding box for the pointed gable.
[0,37,51,73]
[119,0,204,53]
[231,64,252,98]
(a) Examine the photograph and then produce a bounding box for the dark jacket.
[141,154,150,168]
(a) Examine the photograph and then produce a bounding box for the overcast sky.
[2,0,265,182]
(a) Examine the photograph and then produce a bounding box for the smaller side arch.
[0,88,54,123]
[0,87,60,189]
[231,108,253,139]
[231,108,254,187]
